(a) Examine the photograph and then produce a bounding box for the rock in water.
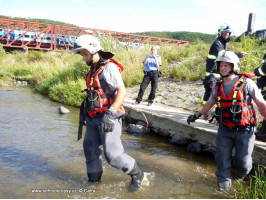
[59,106,70,114]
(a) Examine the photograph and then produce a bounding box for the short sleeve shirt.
[208,76,264,104]
[142,55,162,72]
[98,62,124,95]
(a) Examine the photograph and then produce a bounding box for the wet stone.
[158,129,171,138]
[169,134,192,145]
[126,124,150,135]
[186,142,202,153]
[202,145,216,158]
[59,106,70,114]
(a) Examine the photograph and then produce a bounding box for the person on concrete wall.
[133,46,162,106]
[203,24,247,107]
[73,35,144,191]
[254,53,266,141]
[187,51,266,191]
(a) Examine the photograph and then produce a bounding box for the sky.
[0,0,265,36]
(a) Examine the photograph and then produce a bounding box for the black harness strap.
[77,99,87,141]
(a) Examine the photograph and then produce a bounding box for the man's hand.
[241,52,247,58]
[100,109,116,132]
[187,112,202,124]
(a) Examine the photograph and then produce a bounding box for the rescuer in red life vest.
[72,35,144,191]
[187,51,266,191]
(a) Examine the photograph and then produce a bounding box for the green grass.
[234,166,266,199]
[0,37,265,107]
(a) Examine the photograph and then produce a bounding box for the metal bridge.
[0,17,190,51]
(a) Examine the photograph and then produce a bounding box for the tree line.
[0,15,77,27]
[134,31,217,44]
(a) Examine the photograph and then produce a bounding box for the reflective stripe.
[213,74,221,79]
[207,54,217,59]
[217,50,226,58]
[258,67,266,76]
[205,72,221,79]
[263,86,266,92]
[207,50,225,60]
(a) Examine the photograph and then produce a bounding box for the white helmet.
[72,35,115,59]
[72,35,103,54]
[215,51,240,74]
[218,23,232,36]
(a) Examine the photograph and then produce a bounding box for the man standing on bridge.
[73,35,144,191]
[187,51,266,191]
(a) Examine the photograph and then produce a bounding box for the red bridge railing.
[0,17,190,51]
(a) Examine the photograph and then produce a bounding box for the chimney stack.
[247,13,256,33]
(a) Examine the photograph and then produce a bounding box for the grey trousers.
[215,126,255,188]
[83,116,136,175]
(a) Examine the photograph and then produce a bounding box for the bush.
[48,79,86,106]
[13,67,31,76]
[26,50,45,62]
[234,166,266,199]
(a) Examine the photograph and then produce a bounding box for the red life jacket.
[215,74,257,129]
[85,59,125,117]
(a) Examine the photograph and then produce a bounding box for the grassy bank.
[0,37,265,106]
[234,166,266,199]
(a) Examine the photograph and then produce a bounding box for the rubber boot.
[128,163,144,192]
[218,180,231,191]
[87,171,103,183]
[256,120,266,142]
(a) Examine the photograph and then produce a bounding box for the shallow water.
[0,86,230,198]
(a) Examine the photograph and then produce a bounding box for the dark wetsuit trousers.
[215,126,255,188]
[136,70,159,103]
[83,116,136,176]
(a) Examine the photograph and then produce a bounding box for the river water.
[0,86,230,199]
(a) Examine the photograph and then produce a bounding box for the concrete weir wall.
[123,99,266,166]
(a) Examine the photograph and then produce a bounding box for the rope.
[126,104,149,131]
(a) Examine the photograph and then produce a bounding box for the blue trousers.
[83,116,136,176]
[215,126,255,189]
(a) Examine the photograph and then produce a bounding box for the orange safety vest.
[85,58,125,117]
[215,74,257,129]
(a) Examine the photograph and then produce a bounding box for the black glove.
[100,109,116,132]
[187,112,201,124]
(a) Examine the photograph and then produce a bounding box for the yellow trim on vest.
[205,72,221,79]
[207,54,216,59]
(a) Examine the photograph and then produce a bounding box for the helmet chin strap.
[220,70,234,78]
[87,54,94,66]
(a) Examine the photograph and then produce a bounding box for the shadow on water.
[0,87,231,198]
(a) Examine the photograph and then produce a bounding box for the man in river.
[187,51,266,191]
[72,35,144,191]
